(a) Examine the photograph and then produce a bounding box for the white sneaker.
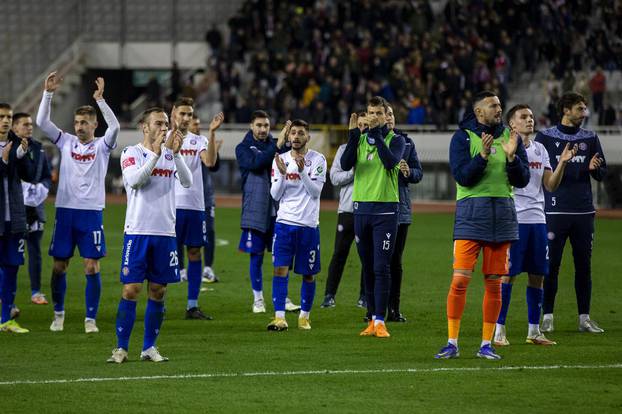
[179,268,188,282]
[202,266,219,283]
[252,298,266,313]
[50,313,65,332]
[493,325,510,346]
[285,298,301,312]
[541,315,554,333]
[579,317,604,333]
[107,348,128,364]
[140,346,169,362]
[84,319,99,334]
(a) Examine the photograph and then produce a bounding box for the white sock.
[54,311,65,318]
[275,311,285,319]
[253,290,263,301]
[448,338,458,347]
[299,311,310,319]
[374,319,385,327]
[481,340,491,347]
[528,323,540,337]
[579,314,590,324]
[495,323,505,336]
[85,317,96,323]
[543,313,553,321]
[371,315,376,321]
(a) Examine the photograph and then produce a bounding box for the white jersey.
[514,140,551,224]
[121,144,179,236]
[271,150,327,227]
[174,132,206,211]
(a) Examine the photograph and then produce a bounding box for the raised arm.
[236,138,277,171]
[374,128,405,170]
[201,112,223,167]
[92,77,120,150]
[36,72,63,145]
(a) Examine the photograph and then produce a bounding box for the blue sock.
[526,286,543,325]
[116,298,137,351]
[85,273,101,319]
[497,282,513,325]
[250,253,263,292]
[51,272,67,312]
[374,270,391,321]
[187,259,201,309]
[300,278,316,312]
[1,266,17,323]
[272,275,288,312]
[143,299,165,351]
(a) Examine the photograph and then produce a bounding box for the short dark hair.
[12,112,31,124]
[505,104,531,126]
[290,119,309,132]
[173,97,194,108]
[250,110,270,123]
[557,92,587,117]
[74,105,97,118]
[191,113,199,120]
[472,90,497,109]
[140,107,165,124]
[0,103,13,111]
[368,96,388,111]
[356,110,367,117]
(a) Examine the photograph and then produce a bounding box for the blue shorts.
[49,208,106,259]
[0,222,25,266]
[239,219,275,254]
[176,209,207,247]
[508,223,549,277]
[272,222,320,275]
[120,234,180,285]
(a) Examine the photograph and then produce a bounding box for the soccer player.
[36,72,120,333]
[13,113,53,305]
[386,104,423,322]
[435,91,529,360]
[171,97,221,320]
[108,107,191,363]
[494,104,577,347]
[321,111,367,309]
[268,119,326,331]
[535,92,607,333]
[235,111,299,313]
[340,96,406,338]
[0,103,35,333]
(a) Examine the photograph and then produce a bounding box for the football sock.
[272,274,288,315]
[496,282,512,325]
[299,310,310,319]
[253,290,263,301]
[187,259,202,309]
[447,274,470,340]
[374,318,385,326]
[0,266,17,323]
[300,278,316,312]
[249,253,263,292]
[51,271,67,312]
[528,323,540,337]
[526,286,543,325]
[116,298,137,350]
[143,299,165,351]
[374,269,391,321]
[482,278,502,342]
[85,272,101,319]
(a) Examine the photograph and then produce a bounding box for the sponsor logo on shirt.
[556,155,586,163]
[285,172,301,180]
[151,168,174,177]
[71,152,96,162]
[180,149,198,156]
[122,157,135,169]
[529,161,542,169]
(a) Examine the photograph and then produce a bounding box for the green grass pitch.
[2,204,621,413]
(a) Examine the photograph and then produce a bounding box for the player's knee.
[274,266,288,277]
[527,274,544,288]
[148,283,167,301]
[187,247,201,261]
[303,274,314,282]
[122,284,141,300]
[84,259,100,275]
[501,275,514,284]
[52,259,68,275]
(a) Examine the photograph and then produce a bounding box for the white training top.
[120,143,192,236]
[36,91,120,211]
[270,149,327,228]
[514,140,552,224]
[174,131,207,211]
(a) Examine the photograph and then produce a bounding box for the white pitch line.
[1,363,621,386]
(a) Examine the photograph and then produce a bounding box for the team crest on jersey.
[579,142,587,151]
[490,147,497,154]
[122,266,129,276]
[305,159,312,166]
[534,145,541,156]
[190,139,196,145]
[165,153,173,160]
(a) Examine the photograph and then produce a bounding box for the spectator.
[589,67,606,115]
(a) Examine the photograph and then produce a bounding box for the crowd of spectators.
[140,0,622,128]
